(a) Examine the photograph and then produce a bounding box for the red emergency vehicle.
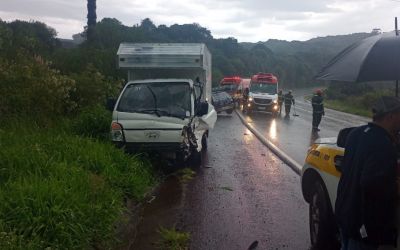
[244,73,279,115]
[219,76,249,105]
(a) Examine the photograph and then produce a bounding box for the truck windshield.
[250,83,277,94]
[117,82,191,119]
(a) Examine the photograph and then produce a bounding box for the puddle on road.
[120,175,185,250]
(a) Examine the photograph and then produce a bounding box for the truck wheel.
[201,134,208,151]
[189,150,202,168]
[226,108,233,114]
[309,181,340,250]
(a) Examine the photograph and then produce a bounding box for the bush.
[72,105,111,140]
[0,58,77,119]
[70,64,123,109]
[0,124,156,249]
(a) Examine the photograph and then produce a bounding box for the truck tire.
[190,150,202,168]
[309,181,340,250]
[201,134,208,151]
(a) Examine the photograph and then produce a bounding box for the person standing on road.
[335,96,400,250]
[278,89,284,115]
[284,90,295,116]
[311,89,325,131]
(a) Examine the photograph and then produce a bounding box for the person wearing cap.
[311,89,325,131]
[335,96,400,250]
[284,90,295,116]
[277,89,284,115]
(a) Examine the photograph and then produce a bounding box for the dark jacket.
[335,123,397,246]
[284,93,294,105]
[311,95,324,114]
[278,92,284,104]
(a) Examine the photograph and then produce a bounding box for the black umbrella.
[316,19,400,95]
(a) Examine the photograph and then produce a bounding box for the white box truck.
[109,43,217,166]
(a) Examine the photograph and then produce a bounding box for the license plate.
[257,106,266,110]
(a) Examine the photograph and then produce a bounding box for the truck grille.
[254,98,272,105]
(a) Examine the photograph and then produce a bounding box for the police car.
[301,129,350,249]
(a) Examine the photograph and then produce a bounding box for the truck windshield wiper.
[130,109,161,117]
[161,112,186,120]
[152,109,186,120]
[130,109,186,120]
[146,85,159,111]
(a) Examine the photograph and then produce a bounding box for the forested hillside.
[1,18,375,90]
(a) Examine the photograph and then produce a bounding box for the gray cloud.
[1,0,400,42]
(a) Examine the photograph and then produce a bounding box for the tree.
[87,0,97,41]
[140,18,156,32]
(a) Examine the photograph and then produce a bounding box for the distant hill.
[242,33,372,55]
[241,33,374,84]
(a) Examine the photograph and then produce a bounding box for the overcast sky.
[1,0,400,42]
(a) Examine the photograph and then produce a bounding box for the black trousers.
[312,113,322,128]
[285,104,291,114]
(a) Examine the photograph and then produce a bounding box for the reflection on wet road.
[178,92,369,249]
[180,114,309,250]
[242,94,368,165]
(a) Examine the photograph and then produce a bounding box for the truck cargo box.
[117,43,212,102]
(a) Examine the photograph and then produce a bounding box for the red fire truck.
[219,76,249,106]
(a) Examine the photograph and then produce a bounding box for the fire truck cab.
[244,73,279,116]
[219,76,248,106]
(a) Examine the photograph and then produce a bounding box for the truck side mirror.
[196,102,209,116]
[337,127,355,148]
[106,98,116,111]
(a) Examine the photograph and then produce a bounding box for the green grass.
[0,121,156,249]
[157,226,190,250]
[304,93,370,117]
[176,168,196,184]
[324,99,371,117]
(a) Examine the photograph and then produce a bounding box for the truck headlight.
[249,97,253,102]
[273,100,277,104]
[111,122,124,142]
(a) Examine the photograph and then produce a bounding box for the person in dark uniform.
[242,88,250,112]
[277,89,284,115]
[243,87,249,101]
[336,96,400,250]
[284,90,295,116]
[311,89,325,131]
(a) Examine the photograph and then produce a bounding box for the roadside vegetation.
[323,83,393,117]
[0,21,157,249]
[157,226,191,250]
[0,121,155,249]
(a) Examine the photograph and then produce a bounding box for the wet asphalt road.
[179,91,369,250]
[242,91,369,165]
[180,114,309,250]
[131,89,369,250]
